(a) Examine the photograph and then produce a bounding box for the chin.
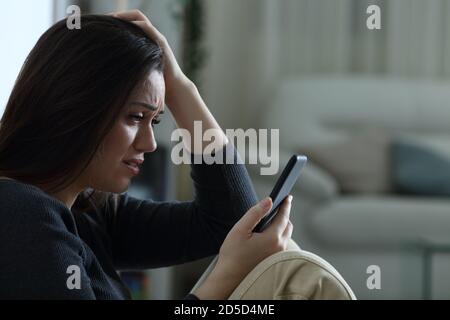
[111,180,131,194]
[94,178,131,194]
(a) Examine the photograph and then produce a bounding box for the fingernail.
[260,198,271,209]
[288,195,293,203]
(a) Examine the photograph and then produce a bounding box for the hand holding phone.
[252,155,307,233]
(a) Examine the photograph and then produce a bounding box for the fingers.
[130,21,166,46]
[109,9,148,22]
[265,195,292,235]
[282,220,293,240]
[107,10,167,47]
[236,198,272,233]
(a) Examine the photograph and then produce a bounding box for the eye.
[129,114,145,122]
[151,117,162,127]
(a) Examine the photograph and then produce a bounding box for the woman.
[0,10,293,299]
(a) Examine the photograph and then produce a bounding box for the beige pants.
[191,240,356,300]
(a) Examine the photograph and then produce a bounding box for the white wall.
[0,0,54,117]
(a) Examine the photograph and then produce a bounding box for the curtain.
[203,0,450,129]
[268,0,450,78]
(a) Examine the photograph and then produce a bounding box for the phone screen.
[252,155,307,233]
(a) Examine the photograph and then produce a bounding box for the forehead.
[129,71,165,110]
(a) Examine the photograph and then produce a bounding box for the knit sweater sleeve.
[106,143,259,270]
[0,185,96,299]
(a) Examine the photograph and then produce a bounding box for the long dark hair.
[0,15,164,211]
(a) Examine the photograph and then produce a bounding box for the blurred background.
[3,0,450,300]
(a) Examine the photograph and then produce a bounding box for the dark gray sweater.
[0,144,258,299]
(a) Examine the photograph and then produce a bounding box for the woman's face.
[83,70,166,193]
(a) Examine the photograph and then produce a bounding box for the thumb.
[236,198,272,232]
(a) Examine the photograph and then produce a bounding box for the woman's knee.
[228,247,356,300]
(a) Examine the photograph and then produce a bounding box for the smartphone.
[252,155,307,233]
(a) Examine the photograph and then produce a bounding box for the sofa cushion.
[311,196,450,247]
[391,140,450,196]
[300,129,391,194]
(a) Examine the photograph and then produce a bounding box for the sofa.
[248,76,450,299]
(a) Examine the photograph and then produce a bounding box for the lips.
[123,158,144,166]
[122,159,143,175]
[123,161,140,168]
[123,162,140,175]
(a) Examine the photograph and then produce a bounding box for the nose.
[134,125,157,153]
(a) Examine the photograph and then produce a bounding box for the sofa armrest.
[297,159,340,201]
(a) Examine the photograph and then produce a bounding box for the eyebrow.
[130,102,165,114]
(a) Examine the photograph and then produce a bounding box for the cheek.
[100,123,136,160]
